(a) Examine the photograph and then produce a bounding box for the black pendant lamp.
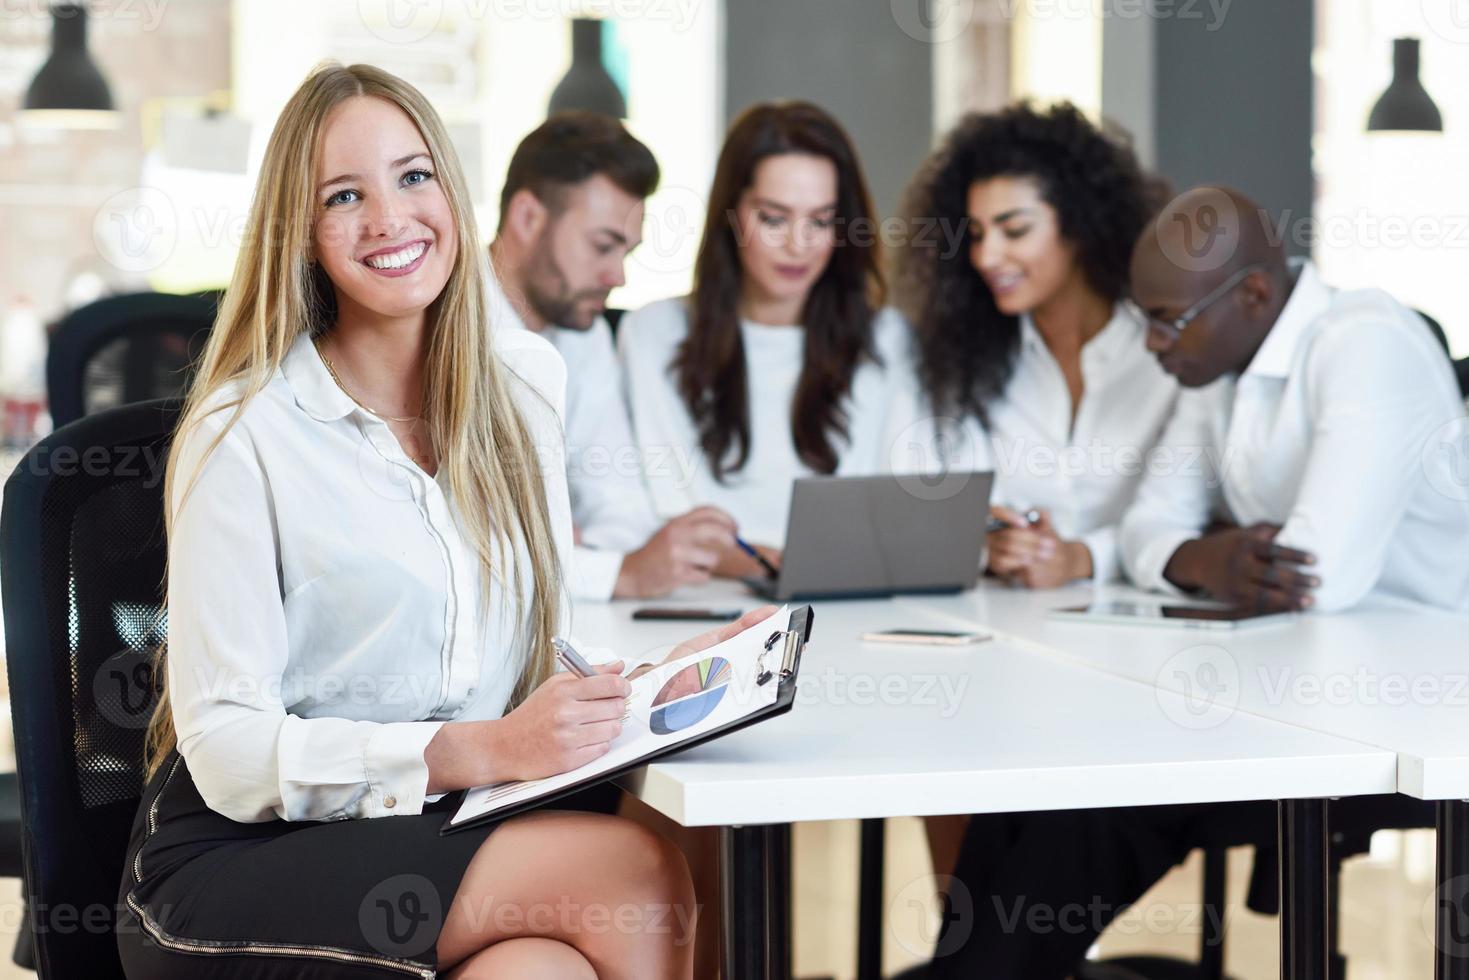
[23,3,119,129]
[548,19,626,119]
[1367,37,1442,133]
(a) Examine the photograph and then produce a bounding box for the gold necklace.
[312,336,421,423]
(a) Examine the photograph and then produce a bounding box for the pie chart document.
[450,605,788,828]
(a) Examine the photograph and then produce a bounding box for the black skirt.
[116,750,618,979]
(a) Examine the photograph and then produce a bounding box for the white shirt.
[911,305,1177,581]
[488,278,659,600]
[1119,260,1469,612]
[167,327,600,823]
[617,297,917,545]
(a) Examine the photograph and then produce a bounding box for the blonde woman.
[117,63,754,979]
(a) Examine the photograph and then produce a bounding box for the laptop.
[742,472,993,601]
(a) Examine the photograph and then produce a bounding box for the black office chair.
[46,292,216,427]
[1,398,182,979]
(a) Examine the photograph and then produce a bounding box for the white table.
[907,581,1469,979]
[580,587,1399,979]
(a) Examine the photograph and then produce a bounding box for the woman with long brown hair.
[618,101,913,577]
[117,62,762,979]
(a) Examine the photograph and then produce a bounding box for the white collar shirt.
[166,327,588,824]
[1119,260,1469,611]
[918,304,1177,581]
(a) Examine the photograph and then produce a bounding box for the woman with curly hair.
[896,101,1174,590]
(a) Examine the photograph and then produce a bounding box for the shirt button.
[466,687,476,698]
[383,794,397,809]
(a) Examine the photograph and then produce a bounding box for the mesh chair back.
[2,398,181,979]
[46,293,216,427]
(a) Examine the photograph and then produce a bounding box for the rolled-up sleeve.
[167,414,443,823]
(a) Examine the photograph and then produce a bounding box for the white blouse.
[616,297,917,546]
[905,305,1178,581]
[166,327,591,823]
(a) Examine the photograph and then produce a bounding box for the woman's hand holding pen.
[985,505,1093,589]
[484,661,632,782]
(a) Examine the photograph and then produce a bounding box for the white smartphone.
[861,629,990,646]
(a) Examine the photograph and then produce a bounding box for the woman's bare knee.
[446,937,595,980]
[436,812,697,970]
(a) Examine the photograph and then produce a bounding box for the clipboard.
[440,605,814,835]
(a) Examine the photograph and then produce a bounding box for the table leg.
[722,823,792,980]
[858,818,884,980]
[1279,798,1328,980]
[768,823,793,980]
[1436,799,1469,980]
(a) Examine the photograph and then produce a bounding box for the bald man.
[929,187,1448,980]
[1118,186,1469,612]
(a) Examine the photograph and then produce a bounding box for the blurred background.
[0,2,1462,976]
[6,0,1468,364]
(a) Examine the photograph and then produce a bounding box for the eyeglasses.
[1131,262,1265,339]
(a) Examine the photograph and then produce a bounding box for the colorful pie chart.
[650,657,732,735]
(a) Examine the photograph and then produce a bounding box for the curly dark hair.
[894,102,1158,426]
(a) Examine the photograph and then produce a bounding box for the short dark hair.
[498,111,660,227]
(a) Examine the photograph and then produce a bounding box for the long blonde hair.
[145,63,563,777]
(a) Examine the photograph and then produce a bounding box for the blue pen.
[736,536,780,579]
